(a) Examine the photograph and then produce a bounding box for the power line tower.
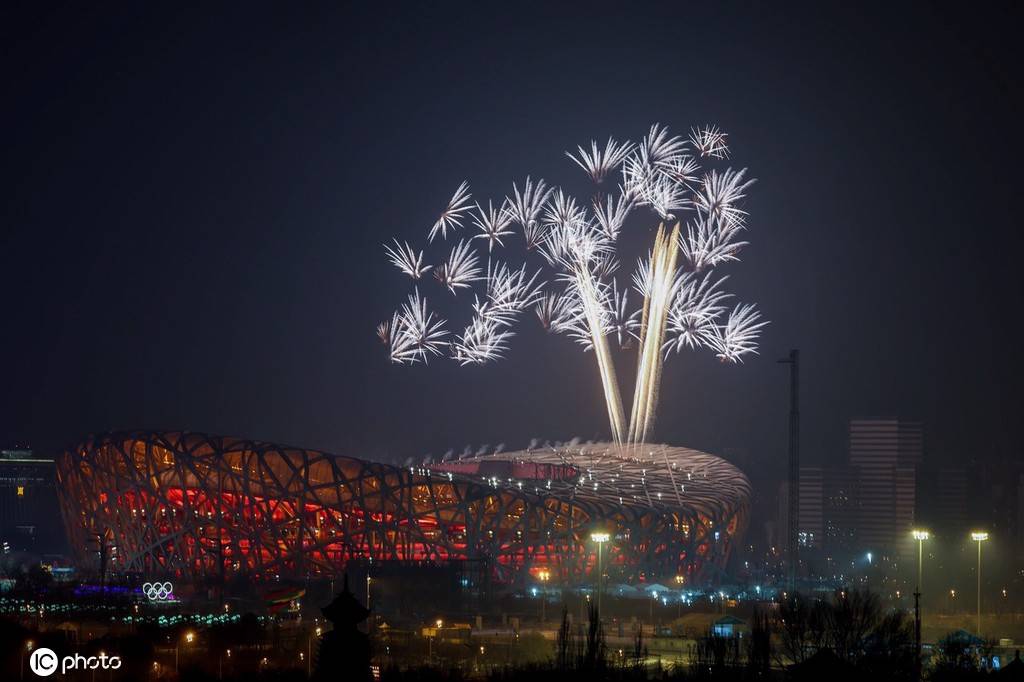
[778,349,800,593]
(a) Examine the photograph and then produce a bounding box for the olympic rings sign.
[142,581,174,600]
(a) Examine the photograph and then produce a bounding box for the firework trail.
[627,223,681,444]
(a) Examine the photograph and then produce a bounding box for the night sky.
[3,2,1022,500]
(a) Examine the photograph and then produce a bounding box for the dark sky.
[3,2,1022,494]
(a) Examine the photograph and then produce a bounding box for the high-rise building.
[0,448,61,553]
[848,418,923,553]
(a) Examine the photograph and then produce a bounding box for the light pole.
[971,531,988,636]
[176,631,194,674]
[911,529,929,681]
[537,569,550,623]
[912,530,929,592]
[590,532,610,621]
[21,640,33,681]
[429,619,443,664]
[366,566,373,635]
[219,648,231,680]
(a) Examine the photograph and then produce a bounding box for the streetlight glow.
[590,532,610,543]
[971,531,988,542]
[912,529,930,541]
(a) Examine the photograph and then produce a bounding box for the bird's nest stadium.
[57,431,751,586]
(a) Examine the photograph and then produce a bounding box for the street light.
[176,631,195,674]
[590,532,610,620]
[429,620,443,664]
[537,568,551,623]
[971,531,988,636]
[307,625,322,679]
[911,529,930,682]
[21,640,34,682]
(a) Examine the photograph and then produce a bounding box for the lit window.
[16,486,24,497]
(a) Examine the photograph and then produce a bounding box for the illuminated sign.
[142,581,174,600]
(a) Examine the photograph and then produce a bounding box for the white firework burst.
[535,291,578,332]
[560,277,615,351]
[593,253,620,279]
[664,272,731,353]
[693,168,755,228]
[656,153,701,186]
[376,316,396,345]
[472,200,515,252]
[640,173,689,221]
[471,295,517,328]
[434,239,482,293]
[566,137,635,183]
[620,153,657,202]
[540,214,613,270]
[452,315,513,365]
[390,289,448,364]
[506,177,554,250]
[689,125,730,159]
[592,192,633,241]
[542,189,588,232]
[388,326,421,364]
[678,216,748,271]
[429,181,473,242]
[704,303,768,362]
[383,239,431,280]
[640,123,687,163]
[486,261,545,315]
[632,254,655,299]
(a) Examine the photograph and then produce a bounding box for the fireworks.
[485,261,545,315]
[693,168,755,228]
[690,125,730,159]
[566,137,634,183]
[641,123,688,163]
[434,239,482,293]
[388,289,448,364]
[429,181,473,242]
[452,314,513,365]
[705,303,767,362]
[472,200,515,252]
[592,193,633,241]
[383,239,431,280]
[379,122,766,443]
[627,223,681,444]
[664,272,731,353]
[506,177,554,250]
[678,215,748,271]
[535,291,577,332]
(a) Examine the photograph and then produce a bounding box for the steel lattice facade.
[57,431,750,585]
